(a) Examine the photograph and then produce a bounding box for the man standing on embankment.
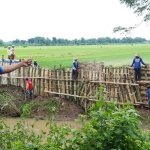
[131,53,147,81]
[72,57,78,80]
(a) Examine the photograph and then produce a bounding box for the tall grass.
[1,44,150,68]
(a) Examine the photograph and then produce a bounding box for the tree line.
[0,36,148,46]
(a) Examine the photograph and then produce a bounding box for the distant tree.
[105,37,112,43]
[114,0,150,34]
[81,37,85,45]
[20,40,26,44]
[72,39,78,45]
[121,37,133,43]
[133,37,146,43]
[0,39,3,46]
[28,38,34,44]
[111,38,120,43]
[52,37,57,45]
[57,38,65,45]
[45,38,52,46]
[99,38,107,44]
[5,36,148,46]
[13,39,20,45]
[97,38,102,44]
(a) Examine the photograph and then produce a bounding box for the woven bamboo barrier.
[0,59,150,112]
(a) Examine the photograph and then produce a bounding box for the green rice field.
[0,44,150,68]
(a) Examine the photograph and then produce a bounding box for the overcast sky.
[0,0,150,42]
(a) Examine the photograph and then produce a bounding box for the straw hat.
[135,53,139,57]
[74,57,78,60]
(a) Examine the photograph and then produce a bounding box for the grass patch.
[0,44,149,68]
[30,99,61,111]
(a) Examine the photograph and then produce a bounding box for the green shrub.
[0,86,150,149]
[76,86,150,150]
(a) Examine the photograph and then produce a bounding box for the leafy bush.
[76,87,150,150]
[0,86,150,149]
[79,102,150,150]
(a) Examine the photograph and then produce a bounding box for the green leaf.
[96,100,104,108]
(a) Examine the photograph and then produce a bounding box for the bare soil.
[0,85,86,121]
[30,95,86,121]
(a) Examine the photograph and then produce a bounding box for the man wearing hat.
[131,53,147,81]
[72,57,78,80]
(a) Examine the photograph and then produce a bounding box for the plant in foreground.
[0,86,150,149]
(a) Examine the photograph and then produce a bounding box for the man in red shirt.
[26,78,34,99]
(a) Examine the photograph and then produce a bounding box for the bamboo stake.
[90,81,139,86]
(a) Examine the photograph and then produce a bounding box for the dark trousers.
[134,68,141,80]
[72,70,78,79]
[148,101,150,109]
[11,54,15,60]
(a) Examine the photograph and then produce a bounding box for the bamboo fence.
[0,59,149,112]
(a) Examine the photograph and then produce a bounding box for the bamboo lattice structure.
[0,59,149,112]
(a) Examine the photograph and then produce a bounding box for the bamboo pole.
[90,81,139,86]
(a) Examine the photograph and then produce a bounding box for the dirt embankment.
[0,85,149,125]
[0,85,85,121]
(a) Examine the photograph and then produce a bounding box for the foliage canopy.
[114,0,150,34]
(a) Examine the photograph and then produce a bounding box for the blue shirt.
[72,60,78,70]
[132,57,145,68]
[146,89,150,101]
[0,66,3,74]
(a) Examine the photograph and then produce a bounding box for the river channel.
[4,117,82,134]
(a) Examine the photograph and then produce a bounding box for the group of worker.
[71,54,148,82]
[72,53,147,82]
[7,45,15,60]
[72,54,150,112]
[6,45,38,99]
[7,45,39,66]
[0,53,149,110]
